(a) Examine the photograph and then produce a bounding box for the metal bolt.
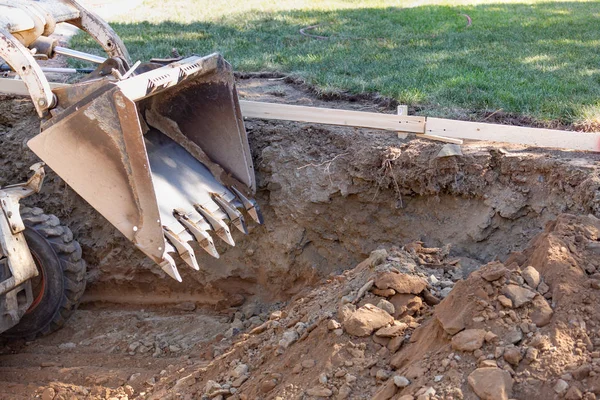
[38,99,46,106]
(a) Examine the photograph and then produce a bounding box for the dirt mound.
[68,212,593,400]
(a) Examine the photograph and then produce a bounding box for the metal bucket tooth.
[163,226,200,270]
[194,204,235,246]
[160,244,182,282]
[173,210,220,259]
[231,186,264,225]
[211,193,248,234]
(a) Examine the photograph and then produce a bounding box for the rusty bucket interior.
[27,53,262,281]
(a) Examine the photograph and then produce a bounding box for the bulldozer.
[0,0,263,337]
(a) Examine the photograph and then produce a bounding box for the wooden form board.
[240,100,600,152]
[0,78,67,96]
[240,100,426,134]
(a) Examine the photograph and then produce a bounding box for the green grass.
[70,0,600,127]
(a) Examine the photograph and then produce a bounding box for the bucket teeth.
[230,186,264,225]
[211,193,248,234]
[163,226,200,270]
[173,210,220,259]
[194,204,235,246]
[160,244,182,282]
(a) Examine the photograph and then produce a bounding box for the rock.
[505,328,523,345]
[123,386,134,396]
[497,295,513,308]
[232,375,248,388]
[338,384,352,399]
[343,304,394,337]
[174,374,196,390]
[306,386,333,397]
[530,295,553,327]
[231,364,249,378]
[301,359,316,369]
[260,379,277,393]
[397,397,415,400]
[481,262,508,282]
[521,266,541,288]
[554,379,569,394]
[503,347,522,366]
[270,310,283,320]
[376,369,391,381]
[480,360,498,368]
[278,330,299,349]
[319,373,328,384]
[328,319,342,330]
[41,388,56,400]
[176,301,196,311]
[372,288,396,297]
[394,376,410,388]
[573,364,592,381]
[467,367,513,400]
[375,323,408,338]
[377,299,395,315]
[389,294,422,318]
[415,387,436,400]
[525,347,538,363]
[502,285,536,308]
[565,386,583,400]
[388,336,404,353]
[205,380,222,395]
[337,304,357,323]
[421,289,441,306]
[484,331,498,343]
[451,329,487,352]
[537,281,550,295]
[371,379,397,400]
[374,272,427,295]
[58,342,76,350]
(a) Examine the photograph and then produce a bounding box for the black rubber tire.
[2,207,86,339]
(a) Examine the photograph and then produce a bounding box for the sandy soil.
[0,77,599,399]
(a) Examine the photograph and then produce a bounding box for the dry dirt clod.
[451,329,487,352]
[342,304,394,337]
[467,367,513,400]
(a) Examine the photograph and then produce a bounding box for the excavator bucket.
[27,53,262,281]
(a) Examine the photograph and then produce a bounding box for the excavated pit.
[0,78,598,308]
[1,78,600,399]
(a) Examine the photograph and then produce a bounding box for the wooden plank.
[416,133,463,145]
[240,100,426,134]
[426,117,600,152]
[0,78,68,96]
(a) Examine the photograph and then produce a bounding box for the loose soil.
[0,77,599,400]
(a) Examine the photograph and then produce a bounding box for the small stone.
[205,380,222,395]
[430,275,440,285]
[374,272,427,294]
[260,379,277,393]
[41,388,56,400]
[573,364,592,381]
[345,374,357,384]
[334,328,344,336]
[376,369,391,381]
[525,347,538,363]
[231,364,249,378]
[338,384,352,399]
[343,304,394,337]
[319,373,328,384]
[301,359,316,369]
[176,301,196,311]
[231,375,248,388]
[502,285,536,308]
[479,360,498,368]
[388,336,404,353]
[372,288,396,297]
[484,331,498,343]
[327,319,342,330]
[434,375,443,382]
[58,342,76,350]
[505,328,523,344]
[174,374,196,390]
[279,330,299,349]
[537,281,550,295]
[270,310,283,320]
[521,266,541,288]
[389,294,423,318]
[394,376,410,388]
[375,323,408,338]
[451,329,487,352]
[124,386,134,396]
[338,304,356,323]
[481,262,508,281]
[497,295,513,308]
[468,367,513,400]
[530,295,553,327]
[503,347,522,366]
[554,379,569,394]
[565,387,583,400]
[169,345,181,353]
[377,299,395,315]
